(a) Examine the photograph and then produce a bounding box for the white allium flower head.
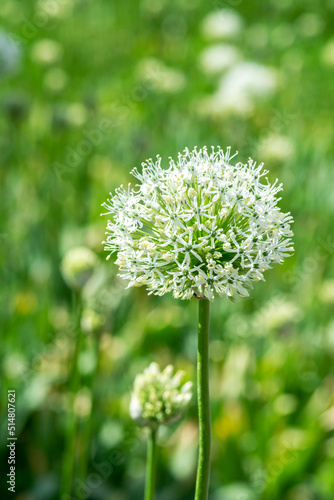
[102,146,294,301]
[130,362,192,429]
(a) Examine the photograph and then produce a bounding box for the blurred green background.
[1,0,334,499]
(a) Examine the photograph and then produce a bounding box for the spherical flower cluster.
[102,146,294,301]
[130,362,192,429]
[61,247,98,291]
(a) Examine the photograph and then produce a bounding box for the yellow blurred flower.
[213,401,245,440]
[13,291,38,315]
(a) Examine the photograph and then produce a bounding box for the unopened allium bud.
[130,362,193,429]
[102,146,294,301]
[80,308,104,334]
[61,247,98,291]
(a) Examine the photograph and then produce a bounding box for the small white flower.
[102,146,294,301]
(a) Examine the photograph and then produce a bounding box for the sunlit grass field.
[1,0,334,499]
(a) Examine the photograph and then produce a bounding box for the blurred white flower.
[0,31,21,78]
[254,296,301,331]
[3,353,27,379]
[221,345,251,398]
[80,308,104,334]
[102,146,294,301]
[202,62,277,116]
[65,103,88,127]
[31,39,63,65]
[257,134,295,163]
[213,484,256,500]
[137,57,186,93]
[61,247,98,291]
[199,44,241,75]
[201,9,243,41]
[130,362,193,429]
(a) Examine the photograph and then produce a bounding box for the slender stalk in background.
[194,298,211,500]
[145,428,157,500]
[60,291,83,499]
[76,334,101,494]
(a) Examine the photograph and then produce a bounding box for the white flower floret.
[102,146,294,301]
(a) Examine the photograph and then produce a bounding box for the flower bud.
[80,308,104,335]
[130,362,192,429]
[60,247,98,291]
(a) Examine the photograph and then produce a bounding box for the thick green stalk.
[144,428,157,500]
[194,298,211,500]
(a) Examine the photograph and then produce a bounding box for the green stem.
[144,428,157,500]
[194,298,211,500]
[76,335,100,494]
[60,291,82,498]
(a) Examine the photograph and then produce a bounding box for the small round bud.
[60,247,98,291]
[130,362,193,429]
[80,309,104,335]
